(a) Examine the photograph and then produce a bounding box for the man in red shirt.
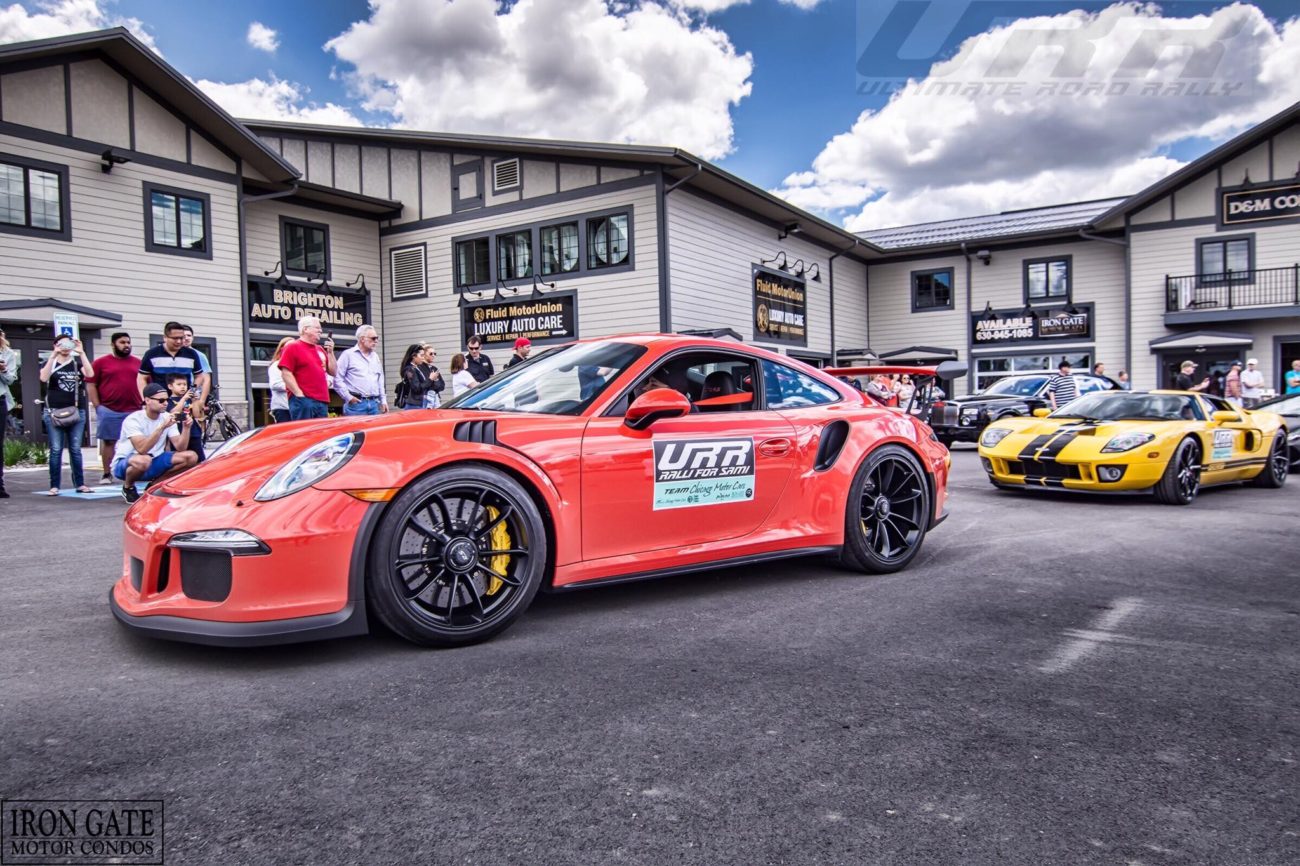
[278,315,337,420]
[87,332,142,484]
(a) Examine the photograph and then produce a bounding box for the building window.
[1197,235,1253,283]
[540,222,579,275]
[497,229,533,280]
[974,352,1091,392]
[455,237,490,287]
[0,154,70,241]
[1024,256,1070,302]
[911,268,954,311]
[143,182,211,259]
[282,217,330,279]
[452,162,483,212]
[587,212,630,269]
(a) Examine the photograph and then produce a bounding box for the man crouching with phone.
[113,382,198,503]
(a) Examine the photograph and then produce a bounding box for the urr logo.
[657,440,752,472]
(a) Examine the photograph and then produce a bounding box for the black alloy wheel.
[368,465,548,647]
[1250,431,1289,489]
[839,444,931,574]
[1155,438,1200,505]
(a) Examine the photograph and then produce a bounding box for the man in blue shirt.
[1286,359,1300,394]
[138,322,208,400]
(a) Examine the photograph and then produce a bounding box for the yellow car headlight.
[980,426,1013,448]
[1101,432,1155,453]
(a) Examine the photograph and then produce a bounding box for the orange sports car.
[110,336,953,647]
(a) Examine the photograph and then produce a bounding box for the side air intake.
[814,420,850,471]
[453,420,498,445]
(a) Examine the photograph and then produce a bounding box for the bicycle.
[202,392,242,444]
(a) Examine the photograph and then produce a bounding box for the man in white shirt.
[1240,358,1266,408]
[334,325,389,416]
[113,382,198,503]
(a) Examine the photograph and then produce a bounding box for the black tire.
[1154,438,1200,505]
[936,433,955,448]
[367,464,548,647]
[839,444,931,574]
[1250,431,1288,488]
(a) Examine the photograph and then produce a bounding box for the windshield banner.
[971,303,1093,346]
[461,289,578,348]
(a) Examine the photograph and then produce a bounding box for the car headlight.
[207,428,259,459]
[980,426,1013,447]
[1101,432,1155,453]
[255,432,363,501]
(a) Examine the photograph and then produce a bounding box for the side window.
[1075,375,1108,394]
[761,360,841,410]
[1202,395,1233,415]
[616,353,757,415]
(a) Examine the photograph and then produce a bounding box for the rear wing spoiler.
[825,359,968,415]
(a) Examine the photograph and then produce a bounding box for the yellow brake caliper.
[484,506,510,596]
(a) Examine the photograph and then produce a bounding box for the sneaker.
[100,474,114,485]
[121,484,140,504]
[0,489,9,499]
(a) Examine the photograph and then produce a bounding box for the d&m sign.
[1221,182,1300,225]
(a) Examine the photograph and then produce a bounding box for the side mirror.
[1210,410,1240,424]
[625,389,691,431]
[1032,408,1051,418]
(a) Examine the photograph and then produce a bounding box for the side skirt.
[551,546,842,593]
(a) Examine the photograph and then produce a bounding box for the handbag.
[49,405,80,428]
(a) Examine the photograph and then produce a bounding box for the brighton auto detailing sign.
[971,303,1094,346]
[752,266,807,345]
[1220,182,1300,225]
[461,290,577,347]
[247,281,369,329]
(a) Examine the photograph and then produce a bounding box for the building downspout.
[828,239,859,363]
[1078,228,1130,382]
[960,241,973,395]
[236,181,299,418]
[658,160,703,333]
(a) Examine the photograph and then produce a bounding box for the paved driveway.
[2,448,1296,865]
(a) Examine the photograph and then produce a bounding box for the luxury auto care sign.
[752,266,808,346]
[247,281,369,330]
[971,303,1094,346]
[652,438,755,510]
[1221,182,1300,225]
[461,290,577,347]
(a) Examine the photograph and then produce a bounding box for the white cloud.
[0,0,157,51]
[669,0,750,13]
[774,2,1300,231]
[194,76,362,127]
[246,21,278,53]
[326,0,753,159]
[777,0,825,9]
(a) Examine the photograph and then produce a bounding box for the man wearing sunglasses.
[112,382,199,503]
[465,335,495,384]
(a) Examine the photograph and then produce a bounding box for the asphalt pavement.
[1,447,1297,865]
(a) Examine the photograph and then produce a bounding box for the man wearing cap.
[1174,360,1209,392]
[1223,360,1243,407]
[504,337,531,369]
[1240,358,1265,408]
[112,382,199,503]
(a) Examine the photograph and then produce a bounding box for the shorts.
[96,407,131,441]
[112,451,177,482]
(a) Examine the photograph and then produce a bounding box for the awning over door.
[0,298,122,329]
[1148,330,1254,351]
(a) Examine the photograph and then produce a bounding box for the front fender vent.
[814,420,850,471]
[453,420,498,445]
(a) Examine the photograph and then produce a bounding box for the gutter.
[960,241,973,395]
[1078,228,1127,247]
[237,182,300,414]
[657,160,704,332]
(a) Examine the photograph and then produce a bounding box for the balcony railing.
[1166,265,1300,312]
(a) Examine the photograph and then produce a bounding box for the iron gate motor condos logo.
[652,438,755,511]
[2,800,162,865]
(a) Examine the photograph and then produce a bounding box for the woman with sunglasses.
[39,336,94,495]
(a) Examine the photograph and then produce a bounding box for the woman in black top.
[39,336,94,494]
[398,344,433,410]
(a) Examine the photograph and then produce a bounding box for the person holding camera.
[164,373,206,461]
[113,382,199,503]
[278,316,337,421]
[40,335,94,495]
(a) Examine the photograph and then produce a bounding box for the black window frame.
[586,210,632,271]
[496,228,533,281]
[910,267,955,312]
[539,220,580,276]
[454,236,491,289]
[1195,233,1254,286]
[0,152,71,242]
[280,215,331,280]
[142,181,212,260]
[1022,255,1072,304]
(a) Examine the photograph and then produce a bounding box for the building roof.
[0,28,298,183]
[859,197,1128,251]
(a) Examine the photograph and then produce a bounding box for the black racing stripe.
[1018,434,1055,461]
[1039,423,1099,460]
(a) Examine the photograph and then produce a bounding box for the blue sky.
[2,1,1298,229]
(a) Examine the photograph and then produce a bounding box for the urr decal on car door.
[652,438,755,510]
[1211,429,1234,461]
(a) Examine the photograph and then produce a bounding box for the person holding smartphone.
[40,336,94,495]
[112,382,198,503]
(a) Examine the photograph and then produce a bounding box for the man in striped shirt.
[1047,361,1079,409]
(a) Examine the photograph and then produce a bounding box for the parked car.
[1252,391,1300,471]
[929,372,1118,445]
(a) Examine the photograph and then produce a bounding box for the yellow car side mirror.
[1032,408,1051,418]
[1210,410,1240,424]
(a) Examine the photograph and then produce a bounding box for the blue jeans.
[342,397,381,416]
[289,395,329,420]
[47,408,86,489]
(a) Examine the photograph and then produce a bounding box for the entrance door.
[1159,351,1241,394]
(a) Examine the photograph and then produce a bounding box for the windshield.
[1050,392,1204,421]
[1260,393,1300,415]
[441,341,647,415]
[984,375,1050,397]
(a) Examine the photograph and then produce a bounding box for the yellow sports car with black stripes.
[978,390,1289,504]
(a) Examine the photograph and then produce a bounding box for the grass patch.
[4,437,48,467]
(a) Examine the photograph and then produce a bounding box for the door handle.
[759,437,793,457]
